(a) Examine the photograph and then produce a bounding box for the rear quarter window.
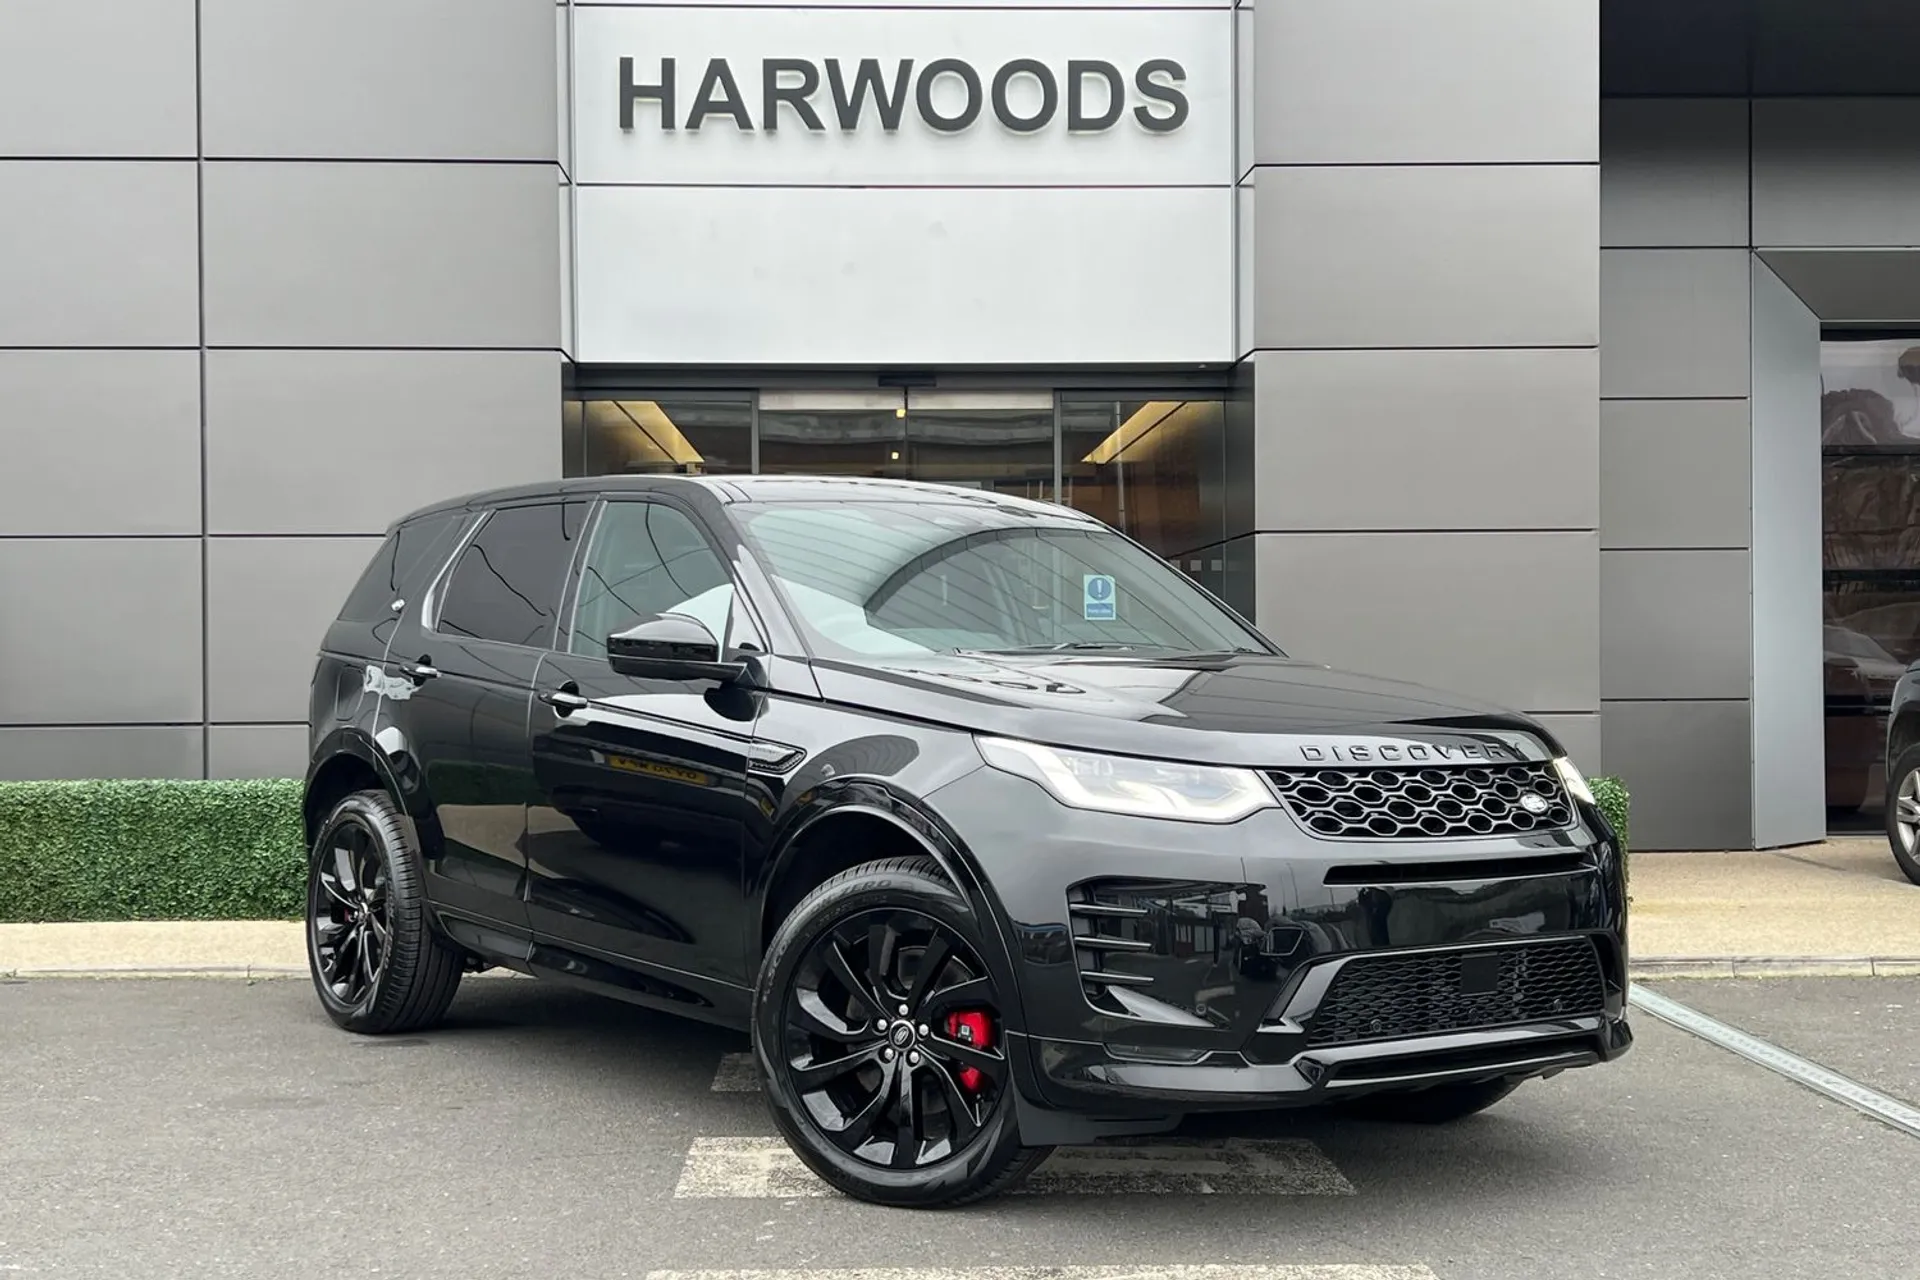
[337,511,467,624]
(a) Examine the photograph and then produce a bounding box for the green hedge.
[1590,775,1629,855]
[0,779,305,922]
[1590,774,1631,897]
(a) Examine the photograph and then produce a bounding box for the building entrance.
[755,390,1056,502]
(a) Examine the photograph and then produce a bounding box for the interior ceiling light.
[1083,401,1183,465]
[608,400,703,464]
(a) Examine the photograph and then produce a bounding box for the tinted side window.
[436,501,587,647]
[337,512,466,624]
[570,502,732,658]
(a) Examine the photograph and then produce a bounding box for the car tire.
[752,855,1051,1208]
[306,789,465,1034]
[1337,1077,1522,1124]
[1885,745,1920,886]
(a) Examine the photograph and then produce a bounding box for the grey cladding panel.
[0,0,197,157]
[1601,699,1752,850]
[202,162,562,349]
[209,725,310,781]
[1253,531,1599,714]
[0,162,199,347]
[0,351,202,537]
[1252,0,1596,164]
[1754,100,1920,249]
[1600,99,1749,249]
[1530,713,1601,776]
[1600,400,1752,551]
[1600,250,1751,399]
[206,538,387,724]
[1600,550,1751,701]
[0,540,203,725]
[202,0,558,161]
[207,350,563,536]
[1253,165,1599,350]
[1252,347,1599,533]
[0,726,205,782]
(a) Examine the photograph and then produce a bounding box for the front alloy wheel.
[754,856,1049,1207]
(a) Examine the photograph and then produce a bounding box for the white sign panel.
[572,6,1233,186]
[572,185,1234,366]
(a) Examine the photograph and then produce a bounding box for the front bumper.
[926,764,1633,1128]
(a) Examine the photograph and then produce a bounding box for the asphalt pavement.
[2,975,1916,1280]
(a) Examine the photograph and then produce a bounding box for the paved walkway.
[3,838,1917,978]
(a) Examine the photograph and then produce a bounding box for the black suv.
[303,474,1631,1207]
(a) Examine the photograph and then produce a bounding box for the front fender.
[754,770,1030,1036]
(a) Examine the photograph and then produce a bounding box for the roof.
[389,472,1100,529]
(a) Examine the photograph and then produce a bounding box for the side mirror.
[606,614,748,684]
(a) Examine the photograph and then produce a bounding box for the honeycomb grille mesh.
[1305,938,1606,1047]
[1265,762,1574,839]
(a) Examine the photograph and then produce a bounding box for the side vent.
[1065,879,1247,1018]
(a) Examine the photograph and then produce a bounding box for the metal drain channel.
[1629,983,1920,1141]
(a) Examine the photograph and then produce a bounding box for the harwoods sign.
[617,55,1190,135]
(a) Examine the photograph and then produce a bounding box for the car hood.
[809,651,1561,767]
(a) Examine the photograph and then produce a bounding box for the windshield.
[728,499,1274,661]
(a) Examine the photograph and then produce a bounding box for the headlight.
[976,737,1275,823]
[1552,755,1595,806]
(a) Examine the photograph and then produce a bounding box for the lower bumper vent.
[1304,938,1606,1047]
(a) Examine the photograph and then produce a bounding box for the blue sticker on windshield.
[1082,574,1116,621]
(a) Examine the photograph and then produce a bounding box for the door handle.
[540,685,588,716]
[398,660,439,684]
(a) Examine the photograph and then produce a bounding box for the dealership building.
[6,0,1920,852]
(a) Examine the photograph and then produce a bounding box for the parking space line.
[672,1136,1355,1199]
[711,1052,760,1092]
[649,1267,1437,1280]
[1629,983,1920,1140]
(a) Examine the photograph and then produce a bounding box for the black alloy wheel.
[754,856,1050,1207]
[305,790,465,1034]
[312,815,391,1006]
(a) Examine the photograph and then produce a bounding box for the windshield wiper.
[963,642,1154,654]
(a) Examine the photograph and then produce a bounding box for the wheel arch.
[753,785,1027,1034]
[1888,697,1920,768]
[303,726,436,854]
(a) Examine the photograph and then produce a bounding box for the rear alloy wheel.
[1338,1077,1522,1124]
[306,790,464,1034]
[753,857,1050,1207]
[1885,745,1920,886]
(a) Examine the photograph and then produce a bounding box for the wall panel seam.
[196,0,210,780]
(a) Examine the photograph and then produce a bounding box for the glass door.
[756,390,1055,502]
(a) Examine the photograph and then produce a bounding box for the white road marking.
[711,1052,762,1092]
[650,1268,1435,1280]
[672,1136,1355,1199]
[1629,983,1920,1141]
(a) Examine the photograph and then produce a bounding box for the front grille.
[1265,763,1574,840]
[1304,938,1607,1047]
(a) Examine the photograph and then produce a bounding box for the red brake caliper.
[944,1011,993,1092]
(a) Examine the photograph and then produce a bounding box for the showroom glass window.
[1059,396,1227,571]
[1820,336,1920,828]
[756,391,1055,502]
[561,386,1232,583]
[435,501,589,648]
[563,395,752,478]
